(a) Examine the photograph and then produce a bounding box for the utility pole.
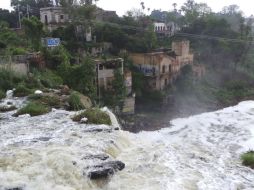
[26,5,30,19]
[18,4,21,29]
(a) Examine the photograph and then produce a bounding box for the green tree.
[0,9,17,28]
[181,0,212,24]
[22,16,44,50]
[144,24,157,51]
[43,45,70,69]
[0,21,24,54]
[112,68,126,104]
[11,0,53,18]
[58,58,96,98]
[102,68,126,107]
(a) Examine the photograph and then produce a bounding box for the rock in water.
[34,90,43,95]
[60,85,70,95]
[76,93,92,109]
[5,187,23,190]
[82,154,109,161]
[87,161,125,180]
[88,168,114,180]
[6,90,14,98]
[80,117,88,123]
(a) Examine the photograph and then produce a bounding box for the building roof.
[40,6,64,12]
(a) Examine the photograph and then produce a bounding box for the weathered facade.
[192,64,206,79]
[40,7,69,32]
[95,58,135,114]
[95,58,124,91]
[0,53,43,76]
[130,41,194,91]
[154,22,179,37]
[96,9,118,21]
[40,7,118,32]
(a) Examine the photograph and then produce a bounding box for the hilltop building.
[130,41,194,91]
[40,7,69,32]
[39,6,118,32]
[154,22,179,37]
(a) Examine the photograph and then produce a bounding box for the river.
[0,96,254,190]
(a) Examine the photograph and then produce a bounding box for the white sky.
[0,0,253,16]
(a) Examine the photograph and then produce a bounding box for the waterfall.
[1,100,254,190]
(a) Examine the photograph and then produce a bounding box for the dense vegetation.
[72,108,112,125]
[241,151,254,169]
[14,102,50,117]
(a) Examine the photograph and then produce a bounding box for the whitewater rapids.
[0,98,254,190]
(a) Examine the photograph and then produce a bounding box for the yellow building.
[130,41,194,91]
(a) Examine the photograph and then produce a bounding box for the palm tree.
[172,3,177,12]
[140,2,145,10]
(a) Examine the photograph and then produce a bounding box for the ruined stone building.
[40,7,69,32]
[130,41,194,91]
[95,58,135,114]
[40,6,117,32]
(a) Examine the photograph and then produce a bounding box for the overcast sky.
[1,0,253,16]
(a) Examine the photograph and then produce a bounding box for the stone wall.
[122,97,135,114]
[0,63,29,76]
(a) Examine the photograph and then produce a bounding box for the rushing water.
[1,96,254,190]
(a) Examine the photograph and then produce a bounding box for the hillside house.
[95,58,124,91]
[40,6,118,32]
[130,41,194,91]
[40,7,69,32]
[154,22,179,37]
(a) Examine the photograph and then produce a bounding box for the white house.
[154,22,179,37]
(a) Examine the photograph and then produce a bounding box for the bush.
[0,90,5,99]
[13,84,32,97]
[14,102,50,117]
[0,69,24,91]
[24,75,43,89]
[28,94,62,108]
[57,58,96,99]
[10,47,27,55]
[68,92,85,111]
[241,151,254,169]
[33,69,63,88]
[43,46,70,69]
[72,108,111,125]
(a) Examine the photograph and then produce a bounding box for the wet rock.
[37,137,51,142]
[5,187,23,190]
[88,168,114,179]
[6,90,14,98]
[80,117,88,123]
[34,90,43,95]
[60,85,70,95]
[76,93,92,109]
[0,105,17,112]
[7,101,13,105]
[114,127,120,130]
[72,161,77,166]
[82,154,109,161]
[87,161,125,180]
[83,128,112,133]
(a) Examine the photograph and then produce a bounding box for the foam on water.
[1,97,254,190]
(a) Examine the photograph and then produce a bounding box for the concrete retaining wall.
[0,63,29,76]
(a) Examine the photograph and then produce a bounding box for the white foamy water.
[1,98,254,190]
